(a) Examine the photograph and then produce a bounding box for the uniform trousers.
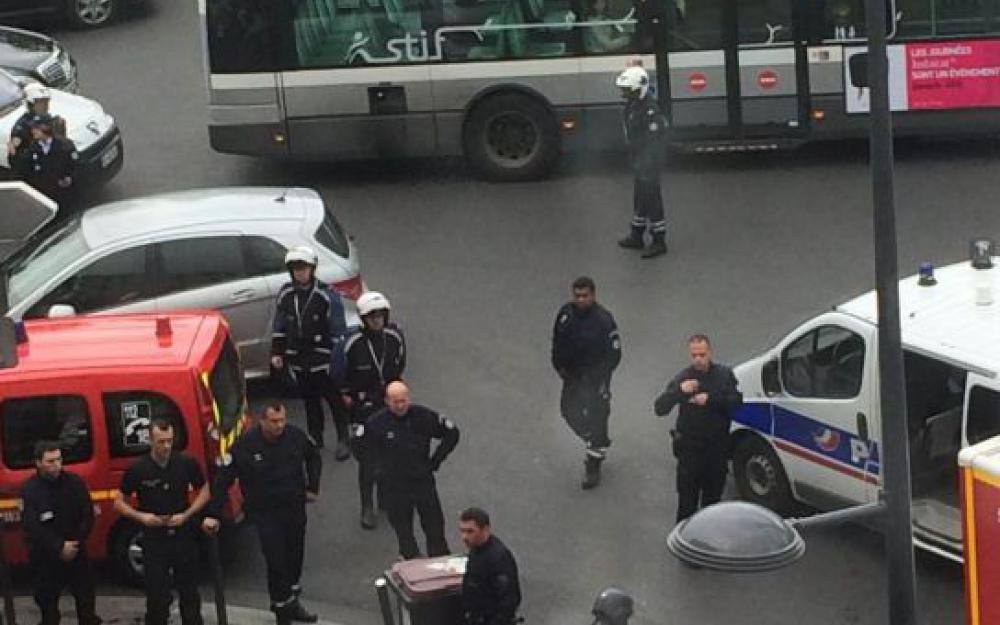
[673,434,730,523]
[143,531,204,625]
[382,478,449,560]
[31,552,99,625]
[254,507,307,606]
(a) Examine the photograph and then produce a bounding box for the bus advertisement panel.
[846,40,1000,113]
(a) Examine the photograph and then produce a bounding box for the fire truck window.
[103,392,189,458]
[1,395,93,469]
[210,338,244,435]
[967,387,1000,445]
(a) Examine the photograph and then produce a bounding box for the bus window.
[291,0,427,67]
[440,0,581,61]
[805,0,896,42]
[205,0,292,72]
[897,0,1000,36]
[664,0,722,51]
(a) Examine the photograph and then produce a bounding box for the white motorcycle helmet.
[23,83,51,104]
[284,245,318,268]
[615,66,650,100]
[357,291,391,317]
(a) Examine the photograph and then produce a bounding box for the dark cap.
[28,113,54,130]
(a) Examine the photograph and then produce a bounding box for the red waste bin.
[959,437,1000,625]
[378,555,467,625]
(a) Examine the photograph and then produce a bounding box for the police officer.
[654,334,743,523]
[11,113,79,211]
[7,83,63,161]
[459,507,521,625]
[615,65,668,259]
[551,276,622,490]
[114,419,210,625]
[271,246,350,455]
[359,381,458,559]
[21,441,100,625]
[342,291,405,529]
[203,403,321,625]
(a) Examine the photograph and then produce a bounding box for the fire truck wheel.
[111,521,145,587]
[732,435,795,516]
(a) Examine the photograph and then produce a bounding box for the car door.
[769,314,879,506]
[152,235,273,372]
[21,244,159,319]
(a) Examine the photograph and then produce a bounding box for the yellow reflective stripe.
[200,371,227,457]
[0,489,121,511]
[964,468,981,625]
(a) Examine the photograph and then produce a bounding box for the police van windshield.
[209,338,244,435]
[6,217,89,309]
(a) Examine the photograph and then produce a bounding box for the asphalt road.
[11,1,1000,623]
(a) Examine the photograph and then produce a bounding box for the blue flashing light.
[918,262,937,286]
[14,320,26,343]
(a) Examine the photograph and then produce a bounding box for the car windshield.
[0,70,22,109]
[5,217,90,308]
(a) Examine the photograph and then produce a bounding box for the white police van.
[730,242,1000,562]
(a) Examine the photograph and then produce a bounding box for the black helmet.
[591,586,633,625]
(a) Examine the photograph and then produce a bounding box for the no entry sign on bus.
[688,72,707,92]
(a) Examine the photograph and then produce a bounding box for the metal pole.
[864,0,919,621]
[375,577,395,625]
[206,533,229,625]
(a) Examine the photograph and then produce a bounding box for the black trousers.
[31,552,99,625]
[143,532,204,625]
[674,435,730,523]
[351,402,381,511]
[295,369,348,444]
[560,377,611,451]
[383,479,449,560]
[631,173,665,231]
[255,507,307,606]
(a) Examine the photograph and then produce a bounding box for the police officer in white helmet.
[8,83,62,163]
[341,290,406,529]
[271,246,351,455]
[615,65,669,259]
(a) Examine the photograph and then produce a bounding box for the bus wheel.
[66,0,118,28]
[732,436,794,515]
[111,521,145,587]
[464,93,559,182]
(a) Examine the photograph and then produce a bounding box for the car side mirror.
[762,358,781,396]
[47,304,77,318]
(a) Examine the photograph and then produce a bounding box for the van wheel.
[111,522,145,587]
[463,93,560,182]
[66,0,118,28]
[732,436,795,515]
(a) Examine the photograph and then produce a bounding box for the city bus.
[199,0,1000,180]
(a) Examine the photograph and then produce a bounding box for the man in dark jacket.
[615,65,668,258]
[359,381,459,559]
[342,290,406,529]
[271,245,349,452]
[654,334,743,523]
[551,276,622,489]
[11,113,78,212]
[21,441,100,625]
[459,507,521,625]
[203,403,322,625]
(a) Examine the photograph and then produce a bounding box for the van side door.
[769,314,879,508]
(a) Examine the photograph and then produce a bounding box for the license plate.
[100,142,119,168]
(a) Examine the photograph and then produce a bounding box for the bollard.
[375,577,395,625]
[0,530,15,625]
[206,533,229,625]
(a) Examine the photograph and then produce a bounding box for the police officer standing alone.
[654,334,743,523]
[359,381,458,559]
[202,403,321,625]
[459,507,521,625]
[271,246,350,455]
[342,291,406,529]
[21,441,100,625]
[551,277,622,489]
[114,419,210,625]
[615,65,669,259]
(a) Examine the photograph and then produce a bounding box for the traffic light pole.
[864,0,919,622]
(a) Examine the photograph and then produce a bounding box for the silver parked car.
[1,187,363,378]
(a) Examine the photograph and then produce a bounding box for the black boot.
[581,456,602,490]
[617,225,645,249]
[642,232,667,258]
[289,600,318,623]
[274,604,293,625]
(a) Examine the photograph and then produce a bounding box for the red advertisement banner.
[907,40,1000,110]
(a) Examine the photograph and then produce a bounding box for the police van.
[729,244,1000,562]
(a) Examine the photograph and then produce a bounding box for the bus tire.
[110,521,145,587]
[463,93,560,182]
[732,435,795,515]
[66,0,119,28]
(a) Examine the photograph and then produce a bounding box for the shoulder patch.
[440,416,456,430]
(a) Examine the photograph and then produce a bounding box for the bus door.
[659,0,809,145]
